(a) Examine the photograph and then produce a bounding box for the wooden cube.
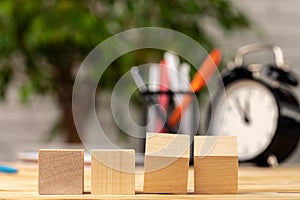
[143,133,190,194]
[91,149,135,195]
[38,149,84,195]
[194,136,238,194]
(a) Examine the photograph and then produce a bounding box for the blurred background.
[0,0,299,163]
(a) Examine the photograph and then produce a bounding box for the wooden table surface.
[1,163,300,199]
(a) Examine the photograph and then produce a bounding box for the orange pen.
[168,49,222,128]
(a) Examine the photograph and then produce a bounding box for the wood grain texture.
[1,163,300,199]
[145,132,190,158]
[91,150,135,195]
[194,136,238,194]
[194,136,238,157]
[144,133,190,194]
[144,156,189,194]
[38,149,84,195]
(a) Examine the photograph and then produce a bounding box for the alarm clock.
[208,44,300,166]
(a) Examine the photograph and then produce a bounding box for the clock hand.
[235,97,244,118]
[235,97,251,124]
[244,95,251,122]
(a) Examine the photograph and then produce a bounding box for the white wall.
[0,88,59,161]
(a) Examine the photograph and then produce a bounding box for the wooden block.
[143,133,190,194]
[91,149,135,195]
[194,136,238,194]
[38,149,84,195]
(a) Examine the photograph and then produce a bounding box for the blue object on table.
[0,165,18,174]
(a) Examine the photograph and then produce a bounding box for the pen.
[159,60,170,113]
[168,49,222,128]
[130,67,174,132]
[0,165,18,174]
[158,60,170,132]
[148,64,160,92]
[148,63,160,132]
[179,62,192,134]
[164,52,180,106]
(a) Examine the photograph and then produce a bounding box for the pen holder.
[142,90,200,163]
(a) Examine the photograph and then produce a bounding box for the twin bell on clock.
[209,43,300,167]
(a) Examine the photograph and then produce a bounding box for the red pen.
[158,60,169,132]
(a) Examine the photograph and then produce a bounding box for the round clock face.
[210,79,279,161]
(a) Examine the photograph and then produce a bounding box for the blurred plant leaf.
[19,81,34,103]
[0,0,253,142]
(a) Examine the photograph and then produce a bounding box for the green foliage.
[0,0,251,98]
[0,0,251,142]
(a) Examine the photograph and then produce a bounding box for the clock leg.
[267,154,279,167]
